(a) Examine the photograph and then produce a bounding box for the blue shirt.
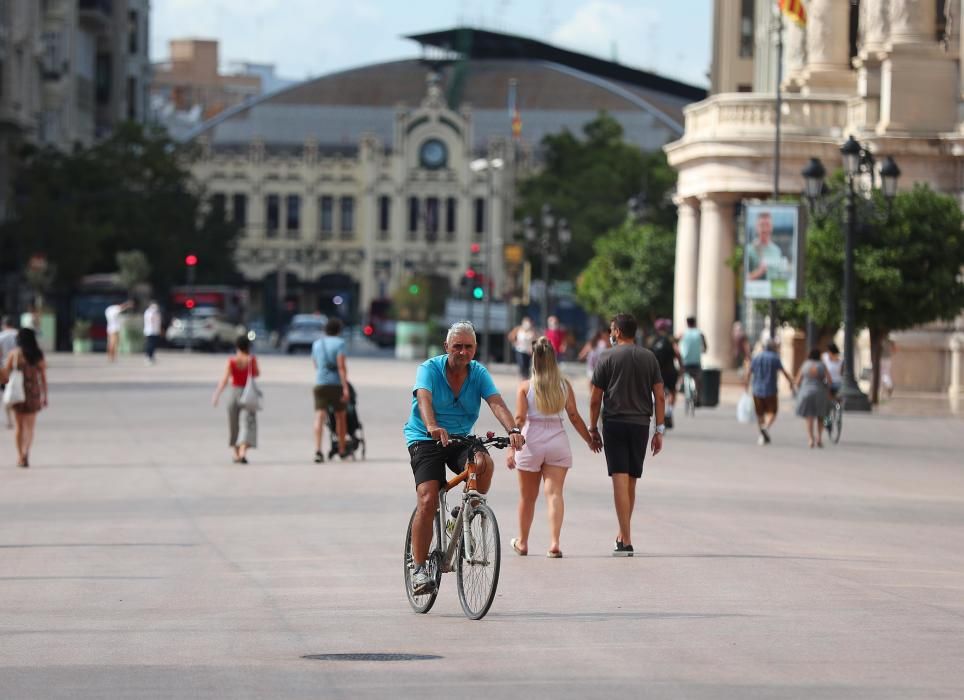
[750,350,784,397]
[679,328,704,366]
[403,355,500,445]
[311,335,346,386]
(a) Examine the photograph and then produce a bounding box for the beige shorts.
[515,418,572,471]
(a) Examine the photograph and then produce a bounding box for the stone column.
[673,197,699,335]
[695,195,735,370]
[950,334,963,396]
[888,0,936,45]
[854,0,889,129]
[784,19,807,89]
[800,0,855,94]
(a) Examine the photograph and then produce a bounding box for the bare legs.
[13,411,37,466]
[515,465,568,555]
[107,333,119,362]
[805,416,824,448]
[314,408,348,456]
[611,473,638,547]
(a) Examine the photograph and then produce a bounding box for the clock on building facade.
[419,138,448,169]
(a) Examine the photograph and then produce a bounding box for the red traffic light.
[185,298,196,309]
[363,325,374,336]
[185,254,198,266]
[465,268,477,279]
[470,243,481,254]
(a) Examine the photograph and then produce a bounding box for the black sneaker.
[665,414,674,430]
[613,540,634,557]
[314,451,324,463]
[760,428,771,444]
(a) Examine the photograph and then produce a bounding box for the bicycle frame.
[433,451,485,574]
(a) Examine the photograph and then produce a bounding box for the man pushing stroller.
[311,317,351,462]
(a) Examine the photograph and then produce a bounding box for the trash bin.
[700,368,721,407]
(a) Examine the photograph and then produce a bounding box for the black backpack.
[650,336,675,369]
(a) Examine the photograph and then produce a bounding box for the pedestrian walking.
[212,335,259,464]
[578,329,610,392]
[1,328,47,468]
[0,316,18,429]
[311,317,350,462]
[648,319,680,428]
[507,336,599,558]
[143,301,162,365]
[545,315,567,360]
[744,339,795,446]
[105,300,132,362]
[820,342,843,395]
[794,348,834,448]
[589,313,665,557]
[507,316,536,378]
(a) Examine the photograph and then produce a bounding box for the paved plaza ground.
[0,351,962,699]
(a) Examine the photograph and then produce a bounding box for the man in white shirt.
[0,316,18,428]
[143,301,162,365]
[105,301,132,362]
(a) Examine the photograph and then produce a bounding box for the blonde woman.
[507,336,600,558]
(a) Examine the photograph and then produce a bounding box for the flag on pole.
[778,0,806,26]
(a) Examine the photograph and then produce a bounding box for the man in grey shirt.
[0,316,18,428]
[589,313,665,557]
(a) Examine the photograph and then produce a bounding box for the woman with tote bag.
[212,335,260,464]
[1,329,47,468]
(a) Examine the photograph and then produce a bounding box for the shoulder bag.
[2,355,25,407]
[239,357,263,412]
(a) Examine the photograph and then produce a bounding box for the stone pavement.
[0,351,962,699]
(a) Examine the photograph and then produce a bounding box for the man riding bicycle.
[678,316,707,402]
[404,321,525,595]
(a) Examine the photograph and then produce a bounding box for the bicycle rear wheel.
[404,508,442,614]
[456,503,500,620]
[831,403,843,444]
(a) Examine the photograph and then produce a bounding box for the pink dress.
[516,381,572,471]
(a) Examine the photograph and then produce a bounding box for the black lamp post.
[801,136,900,412]
[524,204,571,327]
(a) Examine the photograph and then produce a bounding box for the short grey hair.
[446,321,477,344]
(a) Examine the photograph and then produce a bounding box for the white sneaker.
[411,566,435,595]
[757,435,766,446]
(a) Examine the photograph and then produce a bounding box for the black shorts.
[408,440,488,487]
[602,420,649,478]
[661,368,678,393]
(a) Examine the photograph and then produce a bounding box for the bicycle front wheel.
[456,503,501,620]
[404,508,442,614]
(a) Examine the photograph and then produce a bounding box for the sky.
[150,0,713,88]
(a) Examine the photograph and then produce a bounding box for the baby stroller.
[327,382,366,460]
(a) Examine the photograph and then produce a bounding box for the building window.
[739,0,754,58]
[340,196,354,238]
[425,197,439,242]
[937,0,948,42]
[408,196,419,239]
[737,84,752,93]
[286,194,301,237]
[378,195,391,239]
[474,197,485,237]
[128,10,139,54]
[126,76,137,119]
[266,194,280,237]
[95,52,111,105]
[445,197,456,240]
[232,194,247,227]
[319,196,333,239]
[211,193,226,216]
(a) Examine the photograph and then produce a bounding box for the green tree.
[575,221,676,325]
[0,122,241,297]
[800,183,964,403]
[516,112,677,280]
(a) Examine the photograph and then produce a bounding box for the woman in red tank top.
[212,334,259,463]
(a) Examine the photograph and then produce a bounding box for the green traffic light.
[409,284,420,294]
[472,287,484,300]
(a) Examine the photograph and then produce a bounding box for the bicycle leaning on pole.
[403,433,509,620]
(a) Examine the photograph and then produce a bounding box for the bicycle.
[403,432,510,620]
[682,371,699,417]
[824,396,843,444]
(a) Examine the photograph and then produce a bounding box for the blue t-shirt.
[403,355,500,445]
[679,328,704,366]
[311,335,346,386]
[750,350,784,397]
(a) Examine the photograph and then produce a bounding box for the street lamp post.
[801,136,900,412]
[524,204,571,327]
[470,157,504,364]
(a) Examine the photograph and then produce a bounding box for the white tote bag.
[238,358,262,412]
[2,368,25,407]
[736,392,754,424]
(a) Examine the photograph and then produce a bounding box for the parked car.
[281,313,328,354]
[166,308,244,351]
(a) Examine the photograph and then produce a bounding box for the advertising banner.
[743,202,803,300]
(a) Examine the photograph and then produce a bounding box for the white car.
[281,314,328,354]
[166,308,243,351]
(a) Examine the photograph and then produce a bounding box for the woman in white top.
[820,342,843,394]
[507,336,599,558]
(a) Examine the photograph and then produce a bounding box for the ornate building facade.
[666,0,964,395]
[187,28,703,329]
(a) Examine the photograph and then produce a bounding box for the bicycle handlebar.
[435,433,512,450]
